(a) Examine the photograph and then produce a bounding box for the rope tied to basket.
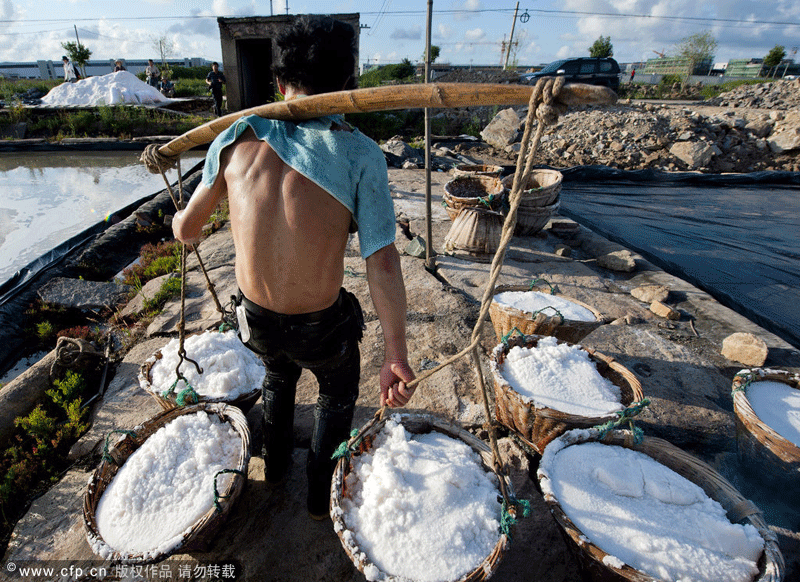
[332,428,362,461]
[101,429,138,465]
[213,468,245,512]
[162,377,200,406]
[500,496,532,540]
[731,370,756,394]
[594,398,651,444]
[528,277,559,295]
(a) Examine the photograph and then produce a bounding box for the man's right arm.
[172,172,226,245]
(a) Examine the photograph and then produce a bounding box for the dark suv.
[520,57,620,92]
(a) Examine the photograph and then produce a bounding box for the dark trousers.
[236,289,363,507]
[211,88,223,116]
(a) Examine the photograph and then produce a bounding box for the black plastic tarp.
[557,167,800,348]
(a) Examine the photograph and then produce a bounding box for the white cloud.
[391,26,422,40]
[464,27,485,42]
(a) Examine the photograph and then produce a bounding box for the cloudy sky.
[1,0,799,69]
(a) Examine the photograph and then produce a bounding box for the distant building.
[725,58,765,78]
[216,14,360,112]
[0,58,212,80]
[641,56,712,76]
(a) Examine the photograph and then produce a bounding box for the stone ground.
[2,168,799,582]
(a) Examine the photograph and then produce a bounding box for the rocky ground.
[416,78,800,174]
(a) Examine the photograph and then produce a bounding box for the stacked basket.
[501,169,562,236]
[442,175,505,221]
[443,175,506,262]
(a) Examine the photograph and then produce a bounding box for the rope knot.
[140,143,179,175]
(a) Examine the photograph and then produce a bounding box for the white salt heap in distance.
[146,330,265,399]
[498,336,623,416]
[539,438,765,582]
[95,411,241,557]
[340,416,501,582]
[40,71,172,106]
[494,290,596,321]
[747,379,800,447]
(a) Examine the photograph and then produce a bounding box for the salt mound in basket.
[139,330,265,411]
[537,428,784,582]
[84,403,250,563]
[732,368,800,489]
[490,334,643,454]
[489,283,607,344]
[331,413,514,582]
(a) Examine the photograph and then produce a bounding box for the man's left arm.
[365,244,416,408]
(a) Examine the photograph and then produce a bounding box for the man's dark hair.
[273,15,357,94]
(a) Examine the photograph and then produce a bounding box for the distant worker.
[114,60,126,72]
[206,61,226,117]
[630,68,636,83]
[145,59,160,87]
[62,56,78,83]
[159,76,175,98]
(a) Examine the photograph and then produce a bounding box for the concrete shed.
[217,14,361,112]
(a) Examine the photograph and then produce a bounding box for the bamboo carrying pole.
[154,82,616,159]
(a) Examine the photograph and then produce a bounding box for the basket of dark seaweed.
[442,175,505,221]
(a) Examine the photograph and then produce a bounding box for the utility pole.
[424,0,435,272]
[503,2,519,70]
[73,25,83,77]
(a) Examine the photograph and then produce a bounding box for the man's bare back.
[218,128,353,314]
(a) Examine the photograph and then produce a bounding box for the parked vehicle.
[520,57,621,92]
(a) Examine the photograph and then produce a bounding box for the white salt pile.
[494,290,596,321]
[40,71,172,107]
[339,416,501,582]
[95,411,241,557]
[497,336,623,416]
[146,330,265,399]
[539,437,765,582]
[747,379,800,447]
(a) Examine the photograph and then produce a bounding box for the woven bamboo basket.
[452,164,504,179]
[331,413,514,582]
[537,429,785,582]
[442,175,505,221]
[732,368,800,488]
[83,403,251,564]
[489,284,608,344]
[510,200,561,236]
[490,334,644,454]
[501,169,562,208]
[444,207,504,263]
[138,331,263,413]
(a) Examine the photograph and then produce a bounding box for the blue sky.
[1,0,799,68]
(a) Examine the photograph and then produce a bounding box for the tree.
[151,34,176,70]
[764,45,786,77]
[61,41,91,77]
[422,45,440,63]
[588,36,613,58]
[675,30,717,83]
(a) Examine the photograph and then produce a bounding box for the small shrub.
[36,321,55,342]
[15,406,55,446]
[143,276,182,315]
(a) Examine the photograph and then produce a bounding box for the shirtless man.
[172,15,415,519]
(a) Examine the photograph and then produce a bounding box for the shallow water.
[0,150,204,286]
[559,174,800,347]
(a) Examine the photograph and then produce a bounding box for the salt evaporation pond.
[0,150,203,286]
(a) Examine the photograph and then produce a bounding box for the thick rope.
[101,429,138,465]
[213,468,245,512]
[593,398,651,444]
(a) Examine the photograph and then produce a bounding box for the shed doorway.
[236,39,275,109]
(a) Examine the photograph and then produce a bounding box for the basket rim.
[330,412,511,582]
[732,368,800,461]
[536,428,784,582]
[83,402,251,564]
[490,334,644,424]
[491,284,609,323]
